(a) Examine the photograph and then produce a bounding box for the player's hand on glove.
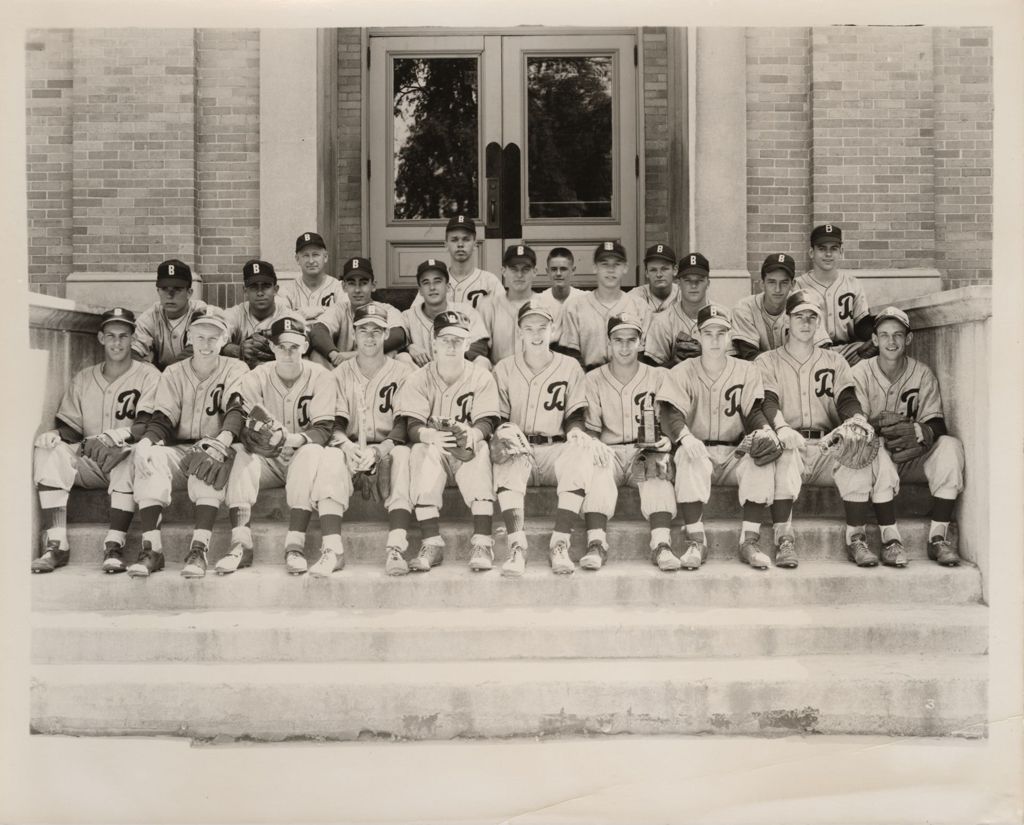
[673,333,702,364]
[820,414,879,469]
[277,432,306,462]
[240,333,274,368]
[408,345,432,367]
[81,431,132,473]
[874,411,931,462]
[490,423,533,465]
[420,425,459,454]
[34,430,61,449]
[678,432,708,461]
[133,438,158,477]
[328,350,349,367]
[775,425,806,451]
[738,426,784,466]
[848,340,878,366]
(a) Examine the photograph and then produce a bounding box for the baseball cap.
[697,304,732,331]
[643,243,677,265]
[156,259,192,288]
[678,252,710,278]
[445,214,477,235]
[342,257,374,279]
[433,309,471,339]
[874,306,911,331]
[269,315,307,345]
[353,302,391,329]
[242,259,277,286]
[785,289,825,317]
[517,301,554,325]
[416,259,450,282]
[594,240,627,263]
[503,244,537,267]
[187,307,228,335]
[607,313,644,338]
[810,223,843,245]
[99,307,136,330]
[295,231,327,253]
[760,253,795,279]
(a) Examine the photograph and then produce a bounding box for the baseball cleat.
[739,533,771,570]
[653,543,681,572]
[309,547,345,578]
[928,536,961,567]
[32,538,69,574]
[101,541,126,574]
[881,538,908,568]
[127,542,164,578]
[284,545,308,575]
[774,535,799,569]
[409,543,443,572]
[384,547,409,576]
[846,534,879,567]
[215,542,254,575]
[579,541,607,571]
[678,540,703,571]
[502,543,527,578]
[468,542,494,572]
[548,541,574,575]
[181,542,209,578]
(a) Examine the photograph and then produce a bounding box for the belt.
[705,440,739,447]
[796,428,825,439]
[527,434,566,445]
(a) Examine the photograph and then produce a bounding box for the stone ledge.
[29,293,106,333]
[882,284,992,329]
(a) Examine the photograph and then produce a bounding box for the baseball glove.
[352,450,392,503]
[490,423,533,465]
[734,427,784,466]
[180,437,235,490]
[240,331,274,368]
[673,332,702,364]
[81,433,132,474]
[873,410,932,463]
[241,404,287,458]
[427,417,476,462]
[820,415,879,470]
[625,449,674,484]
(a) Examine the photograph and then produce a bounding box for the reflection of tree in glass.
[528,57,613,219]
[393,58,479,220]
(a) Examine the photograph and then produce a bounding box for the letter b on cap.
[284,319,293,331]
[825,224,833,233]
[168,264,175,275]
[253,263,260,274]
[778,254,786,264]
[690,255,697,266]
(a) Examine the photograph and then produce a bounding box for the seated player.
[491,302,606,576]
[128,311,250,577]
[561,241,649,371]
[411,214,503,311]
[755,290,897,569]
[627,244,679,316]
[851,307,966,566]
[399,259,491,368]
[397,310,499,573]
[307,256,406,367]
[221,260,290,368]
[131,259,208,369]
[477,244,541,363]
[279,231,349,323]
[732,253,830,360]
[32,308,161,574]
[314,302,417,576]
[642,252,714,368]
[583,314,677,571]
[221,316,341,576]
[657,305,778,571]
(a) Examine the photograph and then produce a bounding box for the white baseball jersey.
[493,352,587,437]
[643,303,705,366]
[131,298,209,367]
[561,291,650,369]
[318,300,404,351]
[585,363,669,445]
[279,276,350,316]
[222,301,291,345]
[851,356,945,423]
[754,346,856,431]
[477,291,533,363]
[795,272,870,344]
[411,267,503,311]
[333,357,416,443]
[150,356,250,442]
[56,361,161,438]
[401,301,489,359]
[731,293,831,352]
[397,360,500,426]
[533,287,583,344]
[627,283,678,315]
[657,357,764,444]
[235,360,336,434]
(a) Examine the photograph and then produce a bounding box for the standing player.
[279,231,349,323]
[32,308,161,574]
[561,241,649,371]
[851,307,966,566]
[410,215,503,311]
[795,224,876,365]
[492,302,609,576]
[477,244,540,364]
[221,316,341,576]
[316,302,417,576]
[535,247,584,310]
[397,311,500,572]
[732,253,831,360]
[657,305,777,570]
[642,252,714,368]
[221,260,290,368]
[627,244,679,316]
[128,312,251,577]
[755,290,898,568]
[131,259,208,369]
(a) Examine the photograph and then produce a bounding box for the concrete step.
[31,604,989,663]
[59,519,957,566]
[30,654,988,740]
[33,560,983,611]
[64,483,938,523]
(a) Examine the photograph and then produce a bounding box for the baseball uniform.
[401,301,489,361]
[532,286,582,344]
[643,302,706,367]
[627,282,679,316]
[561,291,650,369]
[279,275,350,319]
[223,301,291,345]
[318,299,404,354]
[731,293,832,353]
[795,272,870,346]
[131,298,209,368]
[477,291,534,363]
[410,267,503,311]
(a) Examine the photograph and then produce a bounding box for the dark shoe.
[32,537,69,574]
[739,533,770,569]
[181,542,209,579]
[579,541,607,571]
[881,538,908,568]
[928,536,961,567]
[102,541,126,574]
[409,542,444,573]
[846,534,879,567]
[652,543,681,572]
[127,542,165,578]
[774,535,799,569]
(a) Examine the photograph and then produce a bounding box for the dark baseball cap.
[242,259,277,286]
[785,290,824,317]
[156,259,192,288]
[607,313,644,338]
[295,231,327,252]
[874,306,911,331]
[810,223,843,245]
[353,302,390,329]
[270,315,307,344]
[517,301,553,325]
[760,253,795,279]
[416,258,450,282]
[678,253,710,278]
[594,240,627,262]
[503,244,537,267]
[99,307,136,330]
[342,257,374,279]
[643,243,677,265]
[696,304,732,331]
[433,309,471,338]
[445,214,477,235]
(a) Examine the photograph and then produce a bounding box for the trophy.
[637,394,661,448]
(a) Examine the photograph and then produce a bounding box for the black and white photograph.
[3,1,1022,823]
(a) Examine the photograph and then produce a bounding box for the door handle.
[484,142,502,238]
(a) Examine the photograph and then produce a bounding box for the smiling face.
[188,324,227,359]
[418,272,449,309]
[157,285,191,318]
[787,310,820,344]
[872,319,912,362]
[295,246,328,279]
[445,229,475,265]
[761,270,794,313]
[676,273,709,308]
[343,274,375,309]
[354,322,387,358]
[644,260,677,298]
[810,240,843,275]
[594,256,627,290]
[608,328,641,367]
[97,322,134,363]
[519,316,552,352]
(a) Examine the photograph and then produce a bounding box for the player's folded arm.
[740,399,771,433]
[140,410,176,445]
[732,339,761,362]
[761,390,784,429]
[466,338,491,362]
[52,418,83,445]
[657,402,689,443]
[384,326,407,354]
[564,407,587,434]
[307,322,338,359]
[836,386,865,421]
[853,314,875,342]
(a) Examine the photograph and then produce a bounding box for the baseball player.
[560,241,650,371]
[221,316,341,576]
[32,308,161,574]
[221,260,290,368]
[795,224,877,365]
[315,302,417,576]
[657,305,777,570]
[627,244,679,316]
[397,310,499,572]
[583,314,677,571]
[307,257,406,367]
[278,231,349,323]
[851,307,966,566]
[477,244,540,363]
[642,252,715,368]
[400,259,491,368]
[755,290,898,568]
[128,311,250,577]
[535,247,584,309]
[410,215,503,311]
[492,302,608,576]
[732,254,831,360]
[131,259,209,369]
